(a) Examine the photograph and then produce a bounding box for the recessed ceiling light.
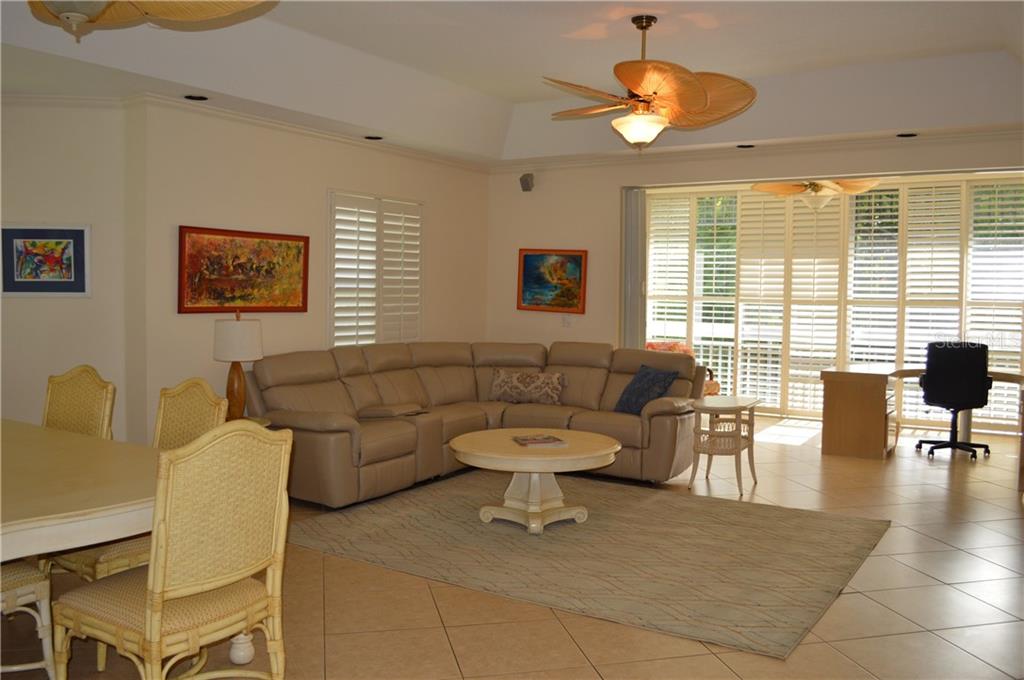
[736,144,755,149]
[896,132,917,138]
[364,135,384,141]
[183,95,208,101]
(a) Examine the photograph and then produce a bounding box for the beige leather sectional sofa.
[245,342,704,508]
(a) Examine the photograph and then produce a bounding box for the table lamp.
[213,312,263,420]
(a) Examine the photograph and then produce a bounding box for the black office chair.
[915,341,992,460]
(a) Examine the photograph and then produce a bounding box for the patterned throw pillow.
[614,364,679,415]
[489,368,563,405]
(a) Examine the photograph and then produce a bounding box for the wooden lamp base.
[225,360,246,421]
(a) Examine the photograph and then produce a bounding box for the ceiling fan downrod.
[631,15,657,60]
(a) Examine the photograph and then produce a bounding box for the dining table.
[1,418,257,665]
[1,419,158,561]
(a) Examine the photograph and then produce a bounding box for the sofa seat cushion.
[428,404,487,443]
[458,401,507,428]
[502,404,583,429]
[570,410,642,449]
[358,419,418,465]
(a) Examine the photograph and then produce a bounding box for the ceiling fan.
[545,14,757,148]
[751,178,881,210]
[29,1,263,41]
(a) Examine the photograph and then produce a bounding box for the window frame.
[638,173,1024,430]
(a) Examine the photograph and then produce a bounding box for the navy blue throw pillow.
[614,364,679,415]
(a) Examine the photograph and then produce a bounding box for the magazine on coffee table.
[512,434,567,448]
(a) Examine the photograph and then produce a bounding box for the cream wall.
[1,102,129,437]
[2,97,489,442]
[484,130,1024,344]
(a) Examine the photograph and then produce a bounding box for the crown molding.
[6,92,491,174]
[489,126,1024,175]
[6,93,1021,176]
[129,94,493,174]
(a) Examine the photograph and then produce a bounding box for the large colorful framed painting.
[178,225,309,313]
[2,226,89,296]
[516,249,587,314]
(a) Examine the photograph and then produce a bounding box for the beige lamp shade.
[213,319,263,362]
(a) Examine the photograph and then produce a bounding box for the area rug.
[288,471,889,659]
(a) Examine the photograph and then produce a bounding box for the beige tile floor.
[3,418,1021,679]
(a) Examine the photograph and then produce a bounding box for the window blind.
[693,196,737,392]
[640,175,1023,427]
[331,192,421,346]
[788,201,841,412]
[645,194,690,341]
[737,192,786,408]
[906,185,962,300]
[966,183,1024,425]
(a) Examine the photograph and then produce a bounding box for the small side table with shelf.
[688,396,760,496]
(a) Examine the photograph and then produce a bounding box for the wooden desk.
[1,419,158,560]
[820,364,898,458]
[822,367,1024,491]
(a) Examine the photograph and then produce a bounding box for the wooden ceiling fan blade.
[128,1,263,23]
[552,103,631,120]
[832,178,881,194]
[543,77,629,105]
[614,60,708,114]
[751,182,809,196]
[667,72,757,129]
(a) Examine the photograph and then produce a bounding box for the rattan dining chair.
[1,560,56,679]
[52,419,292,679]
[50,378,228,670]
[42,364,116,439]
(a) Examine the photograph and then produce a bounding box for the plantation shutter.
[379,200,422,343]
[788,200,842,412]
[846,189,901,366]
[966,182,1024,426]
[693,195,738,392]
[737,191,786,407]
[331,192,422,346]
[332,193,379,345]
[905,185,962,300]
[646,194,690,342]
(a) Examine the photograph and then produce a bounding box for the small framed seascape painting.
[516,248,587,314]
[178,225,310,313]
[2,225,90,296]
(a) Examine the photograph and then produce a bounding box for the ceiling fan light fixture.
[799,192,837,211]
[42,0,106,33]
[611,111,669,146]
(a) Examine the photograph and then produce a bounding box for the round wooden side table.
[688,396,760,496]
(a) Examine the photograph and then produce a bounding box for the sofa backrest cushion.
[410,342,476,406]
[254,350,336,388]
[600,348,698,411]
[357,343,428,406]
[471,343,547,399]
[330,346,382,411]
[253,351,357,415]
[545,342,613,410]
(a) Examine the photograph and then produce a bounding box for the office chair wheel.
[983,446,991,457]
[915,442,922,451]
[971,451,977,460]
[927,448,935,457]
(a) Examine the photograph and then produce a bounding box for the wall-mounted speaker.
[519,173,535,192]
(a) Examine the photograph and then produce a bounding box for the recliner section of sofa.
[246,341,704,508]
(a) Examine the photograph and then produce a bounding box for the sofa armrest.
[641,397,694,419]
[358,403,425,418]
[265,408,360,435]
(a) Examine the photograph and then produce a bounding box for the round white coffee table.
[451,428,620,535]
